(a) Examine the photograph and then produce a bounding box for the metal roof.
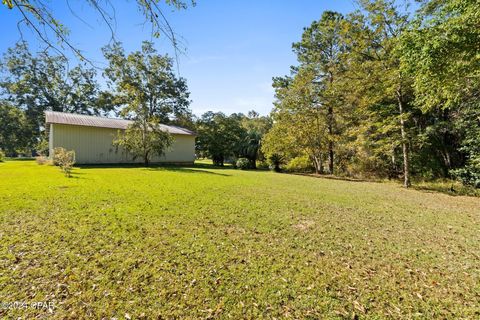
[45,111,196,136]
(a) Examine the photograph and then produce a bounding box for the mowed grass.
[0,161,479,319]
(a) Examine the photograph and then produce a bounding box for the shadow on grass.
[412,185,458,196]
[68,171,87,179]
[293,171,480,197]
[5,157,35,161]
[146,166,231,177]
[291,172,376,183]
[411,184,479,197]
[76,162,233,177]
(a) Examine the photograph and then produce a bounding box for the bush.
[267,154,284,172]
[0,150,5,162]
[236,157,250,170]
[35,156,52,165]
[35,138,49,157]
[257,160,269,170]
[285,155,313,173]
[450,167,480,188]
[53,147,76,177]
[227,157,238,168]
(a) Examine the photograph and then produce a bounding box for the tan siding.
[50,124,195,164]
[48,124,54,156]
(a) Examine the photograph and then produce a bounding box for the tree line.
[1,0,479,189]
[261,0,480,188]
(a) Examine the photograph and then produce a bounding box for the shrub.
[236,157,250,170]
[35,138,49,157]
[227,157,238,168]
[285,155,313,173]
[0,150,5,162]
[450,167,480,188]
[53,147,76,177]
[35,156,50,165]
[267,154,283,172]
[257,160,269,170]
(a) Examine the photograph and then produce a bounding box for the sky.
[1,0,360,116]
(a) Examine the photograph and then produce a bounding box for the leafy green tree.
[293,11,345,174]
[1,1,195,61]
[239,111,272,168]
[103,41,191,124]
[450,105,480,187]
[261,122,298,172]
[0,42,110,150]
[265,68,329,174]
[104,41,190,166]
[114,117,173,166]
[263,0,478,187]
[0,102,30,156]
[239,130,262,169]
[402,0,480,186]
[402,0,480,111]
[340,0,414,186]
[195,112,246,166]
[196,110,270,168]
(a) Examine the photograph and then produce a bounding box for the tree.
[239,111,272,168]
[262,0,478,187]
[261,121,298,172]
[104,41,189,165]
[1,1,195,61]
[402,0,480,111]
[114,116,173,166]
[450,105,480,187]
[0,42,110,150]
[0,102,30,156]
[265,68,329,174]
[402,0,480,186]
[103,41,191,124]
[52,147,76,177]
[195,110,269,168]
[340,0,414,186]
[293,11,346,174]
[195,111,246,166]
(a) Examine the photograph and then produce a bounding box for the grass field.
[0,160,479,319]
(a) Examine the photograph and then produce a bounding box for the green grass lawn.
[0,160,479,319]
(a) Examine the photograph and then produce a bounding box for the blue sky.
[1,1,360,116]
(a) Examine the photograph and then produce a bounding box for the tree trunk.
[397,92,410,188]
[328,144,334,175]
[274,162,281,172]
[142,120,149,166]
[144,151,150,166]
[327,106,334,175]
[250,157,257,169]
[327,70,335,175]
[312,155,324,175]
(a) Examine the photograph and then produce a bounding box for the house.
[45,111,196,164]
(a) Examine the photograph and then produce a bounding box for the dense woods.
[262,0,480,188]
[0,0,479,188]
